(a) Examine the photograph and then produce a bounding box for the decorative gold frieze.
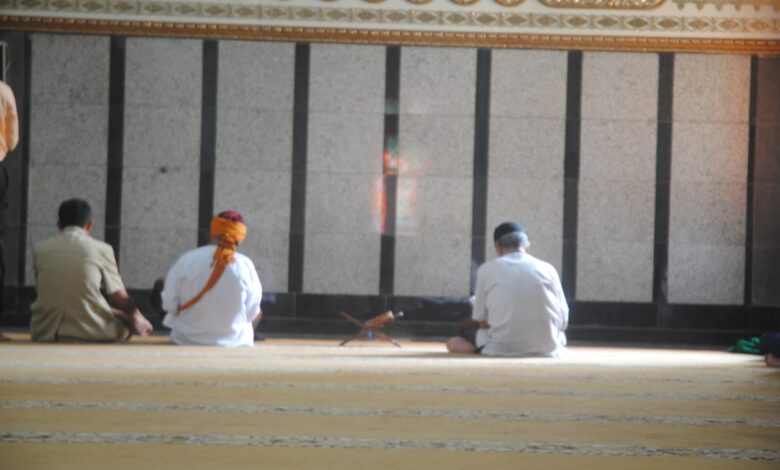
[1,1,776,35]
[539,0,665,9]
[0,0,777,54]
[1,15,777,54]
[671,0,779,10]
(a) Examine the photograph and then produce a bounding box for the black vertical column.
[17,33,31,286]
[288,43,310,293]
[105,36,126,261]
[561,51,582,301]
[470,49,491,292]
[743,55,758,306]
[379,46,400,296]
[653,53,674,324]
[197,40,219,247]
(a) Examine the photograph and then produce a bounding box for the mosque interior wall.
[1,30,778,343]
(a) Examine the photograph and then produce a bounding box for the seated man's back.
[161,245,261,346]
[475,252,567,357]
[448,221,568,357]
[161,211,262,347]
[31,199,150,342]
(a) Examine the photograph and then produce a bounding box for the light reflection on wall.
[374,135,418,235]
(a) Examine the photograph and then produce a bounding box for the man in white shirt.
[447,222,568,357]
[161,211,263,347]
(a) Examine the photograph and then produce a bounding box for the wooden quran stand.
[339,310,403,347]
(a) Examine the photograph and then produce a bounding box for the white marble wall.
[215,41,295,293]
[120,38,202,288]
[393,47,476,297]
[668,54,750,304]
[303,44,385,295]
[577,52,658,302]
[488,49,567,274]
[27,34,110,283]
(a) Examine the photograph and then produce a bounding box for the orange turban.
[178,213,247,312]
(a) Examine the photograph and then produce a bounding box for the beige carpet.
[0,334,778,469]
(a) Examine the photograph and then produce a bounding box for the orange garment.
[178,215,247,312]
[0,81,19,162]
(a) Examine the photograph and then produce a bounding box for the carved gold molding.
[1,15,778,54]
[671,0,780,9]
[0,4,775,35]
[539,0,665,9]
[0,0,777,54]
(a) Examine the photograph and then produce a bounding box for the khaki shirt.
[30,226,129,342]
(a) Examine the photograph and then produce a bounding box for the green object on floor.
[728,337,763,355]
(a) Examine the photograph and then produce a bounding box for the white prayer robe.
[473,251,568,357]
[161,245,262,347]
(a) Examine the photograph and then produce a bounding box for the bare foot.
[446,336,478,354]
[0,332,11,342]
[130,310,154,337]
[766,353,780,368]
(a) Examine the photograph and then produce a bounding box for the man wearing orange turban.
[161,211,263,346]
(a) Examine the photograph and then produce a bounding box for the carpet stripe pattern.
[1,336,778,469]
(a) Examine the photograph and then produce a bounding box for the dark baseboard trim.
[3,287,778,346]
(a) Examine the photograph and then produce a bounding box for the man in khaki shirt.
[30,199,153,342]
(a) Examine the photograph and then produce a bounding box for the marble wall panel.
[488,51,566,276]
[668,54,750,304]
[124,38,202,108]
[581,52,658,122]
[756,57,780,125]
[668,243,745,305]
[394,233,472,297]
[26,34,110,284]
[576,53,658,302]
[217,109,292,172]
[399,47,476,117]
[303,170,382,294]
[304,44,385,295]
[394,176,473,297]
[218,41,295,113]
[752,56,780,306]
[309,44,385,114]
[577,242,655,302]
[395,59,475,302]
[307,112,383,175]
[120,228,198,290]
[674,54,750,123]
[486,177,563,273]
[487,118,564,181]
[398,115,474,177]
[216,40,296,293]
[121,38,202,288]
[30,34,109,107]
[577,121,657,302]
[491,50,567,119]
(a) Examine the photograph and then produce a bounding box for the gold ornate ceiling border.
[671,0,780,10]
[1,15,778,54]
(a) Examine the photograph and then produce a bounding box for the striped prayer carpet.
[0,334,778,469]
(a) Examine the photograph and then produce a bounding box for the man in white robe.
[161,211,262,347]
[447,222,568,357]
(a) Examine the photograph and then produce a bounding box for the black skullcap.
[493,221,526,242]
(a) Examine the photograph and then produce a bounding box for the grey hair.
[496,231,530,250]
